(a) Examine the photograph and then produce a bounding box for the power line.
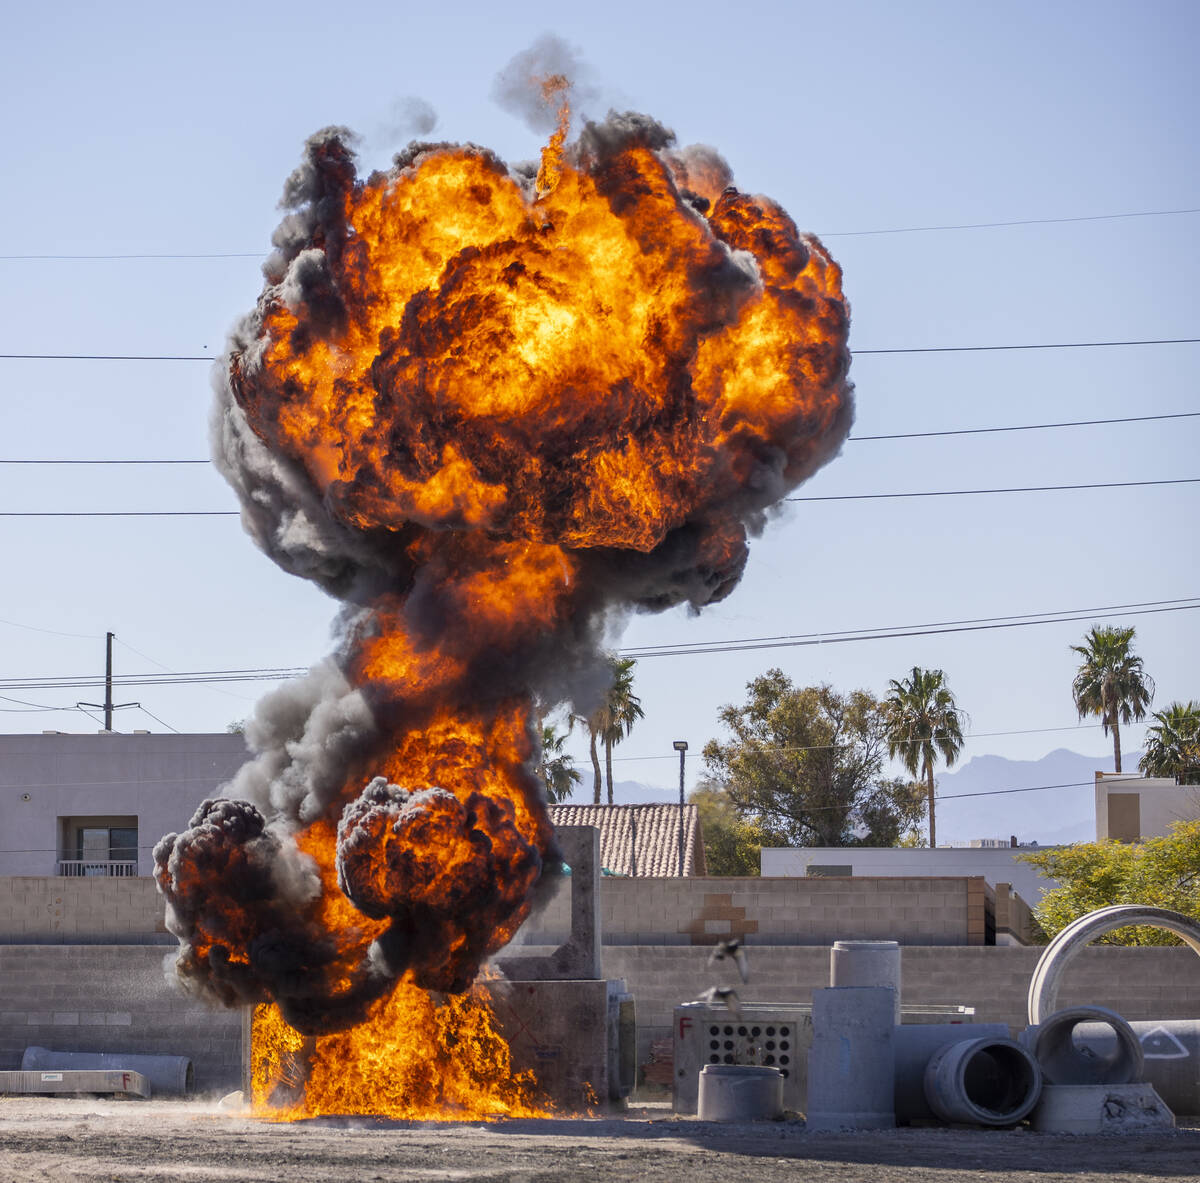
[849,410,1200,442]
[853,337,1200,356]
[786,477,1199,503]
[2,596,1194,689]
[3,205,1194,260]
[821,207,1200,237]
[1,337,1197,364]
[5,410,1196,466]
[622,597,1200,657]
[1,476,1194,517]
[621,600,1200,660]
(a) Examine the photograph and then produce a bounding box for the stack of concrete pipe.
[806,941,1042,1131]
[803,907,1200,1133]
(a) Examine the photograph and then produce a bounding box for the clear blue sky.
[1,2,1196,808]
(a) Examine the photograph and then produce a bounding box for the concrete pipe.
[697,1064,784,1121]
[894,1023,1010,1124]
[22,1046,194,1096]
[830,940,902,1024]
[1029,1007,1143,1086]
[1027,905,1200,1025]
[1074,1019,1200,1117]
[805,986,896,1132]
[922,1037,1042,1127]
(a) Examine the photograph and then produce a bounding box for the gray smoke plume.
[378,95,438,145]
[491,32,602,132]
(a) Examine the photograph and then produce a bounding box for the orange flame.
[251,980,548,1120]
[168,84,851,1121]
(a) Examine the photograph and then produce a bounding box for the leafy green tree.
[689,781,784,876]
[583,656,645,805]
[884,667,966,849]
[1070,624,1154,773]
[536,722,582,804]
[1139,701,1200,785]
[703,670,927,847]
[1019,820,1200,944]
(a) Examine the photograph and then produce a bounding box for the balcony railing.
[56,859,138,878]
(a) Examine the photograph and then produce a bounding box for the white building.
[1094,772,1200,842]
[0,732,246,877]
[759,844,1059,905]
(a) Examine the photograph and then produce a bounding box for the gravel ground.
[1,1098,1198,1182]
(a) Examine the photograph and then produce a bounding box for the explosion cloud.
[154,63,853,1041]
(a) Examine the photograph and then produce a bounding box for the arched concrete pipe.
[922,1037,1042,1127]
[22,1046,194,1096]
[1028,905,1200,1025]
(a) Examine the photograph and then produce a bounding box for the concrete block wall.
[0,946,241,1092]
[514,876,983,947]
[603,944,1200,1078]
[0,877,168,943]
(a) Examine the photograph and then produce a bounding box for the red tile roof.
[549,803,707,877]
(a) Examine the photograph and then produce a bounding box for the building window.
[806,864,853,877]
[58,816,139,877]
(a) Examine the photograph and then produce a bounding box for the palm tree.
[581,657,645,804]
[1139,701,1200,785]
[1070,625,1154,773]
[885,667,966,849]
[536,722,582,803]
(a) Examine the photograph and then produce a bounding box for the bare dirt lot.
[0,1098,1197,1182]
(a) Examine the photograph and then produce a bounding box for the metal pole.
[673,740,688,877]
[630,811,638,878]
[103,631,114,732]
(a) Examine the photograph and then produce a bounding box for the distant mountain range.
[933,748,1137,846]
[563,749,1141,847]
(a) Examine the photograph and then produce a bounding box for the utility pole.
[78,632,139,731]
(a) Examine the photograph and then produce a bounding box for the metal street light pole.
[673,740,688,877]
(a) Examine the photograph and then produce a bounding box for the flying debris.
[707,937,749,984]
[695,987,743,1017]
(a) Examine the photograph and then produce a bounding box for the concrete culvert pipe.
[21,1047,194,1097]
[697,1064,784,1121]
[1073,1019,1200,1116]
[1031,1007,1143,1087]
[923,1038,1042,1127]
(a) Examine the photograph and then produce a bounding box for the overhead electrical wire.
[2,596,1194,690]
[2,337,1197,363]
[785,477,1200,503]
[3,409,1196,466]
[2,204,1195,260]
[1,475,1195,517]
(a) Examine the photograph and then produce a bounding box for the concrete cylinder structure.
[923,1037,1042,1127]
[1030,1007,1143,1086]
[830,940,901,1024]
[697,1064,784,1121]
[1075,1019,1200,1117]
[21,1046,193,1096]
[805,986,895,1132]
[894,1023,1009,1123]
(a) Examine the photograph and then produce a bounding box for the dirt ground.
[0,1098,1197,1182]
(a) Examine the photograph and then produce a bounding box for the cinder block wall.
[0,946,241,1092]
[515,876,983,947]
[603,944,1200,1076]
[0,878,167,943]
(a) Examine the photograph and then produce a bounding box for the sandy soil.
[0,1098,1197,1182]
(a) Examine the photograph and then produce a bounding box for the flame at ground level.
[250,979,550,1120]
